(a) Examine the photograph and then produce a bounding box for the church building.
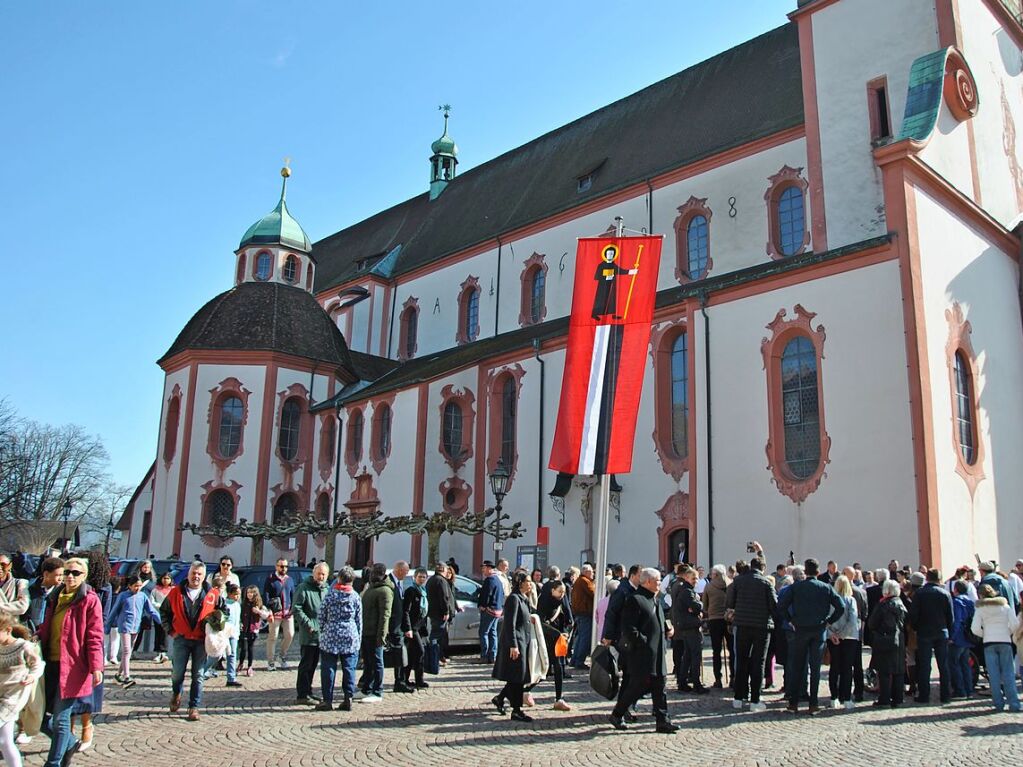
[120,0,1023,577]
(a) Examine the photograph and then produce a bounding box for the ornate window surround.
[518,253,548,327]
[761,305,831,502]
[369,392,397,474]
[456,275,481,345]
[163,384,182,467]
[673,196,713,283]
[439,476,472,515]
[438,384,476,471]
[205,377,251,474]
[398,296,420,361]
[317,413,337,482]
[485,365,526,488]
[649,320,690,482]
[945,303,985,497]
[274,383,309,468]
[345,406,365,478]
[198,480,242,546]
[655,491,693,569]
[764,166,811,260]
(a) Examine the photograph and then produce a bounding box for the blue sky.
[0,1,796,490]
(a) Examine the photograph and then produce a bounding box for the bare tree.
[0,400,111,531]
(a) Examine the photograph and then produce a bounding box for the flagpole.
[591,217,624,652]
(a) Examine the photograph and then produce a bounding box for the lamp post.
[488,458,510,553]
[61,499,72,553]
[105,510,116,556]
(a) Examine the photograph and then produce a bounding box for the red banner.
[549,236,662,476]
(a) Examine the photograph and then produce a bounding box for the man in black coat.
[669,564,706,694]
[609,568,678,733]
[388,561,413,693]
[725,557,777,710]
[426,563,452,662]
[908,568,954,703]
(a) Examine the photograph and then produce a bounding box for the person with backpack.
[868,578,908,707]
[947,580,976,699]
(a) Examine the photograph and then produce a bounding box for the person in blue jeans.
[777,558,845,714]
[947,580,976,698]
[477,561,503,663]
[359,563,393,702]
[316,566,363,712]
[970,584,1021,712]
[908,568,954,704]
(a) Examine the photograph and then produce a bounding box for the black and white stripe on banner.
[577,322,624,475]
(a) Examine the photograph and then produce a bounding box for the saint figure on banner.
[591,244,638,321]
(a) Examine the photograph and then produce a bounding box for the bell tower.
[429,105,458,201]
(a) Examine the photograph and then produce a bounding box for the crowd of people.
[0,545,1019,765]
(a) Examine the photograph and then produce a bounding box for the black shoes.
[510,709,534,722]
[655,720,680,734]
[314,701,333,711]
[692,684,709,695]
[415,681,430,689]
[678,683,693,693]
[339,697,352,711]
[491,695,507,715]
[623,711,638,723]
[393,682,416,694]
[712,679,723,689]
[609,714,628,730]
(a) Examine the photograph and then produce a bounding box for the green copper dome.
[239,170,312,253]
[431,110,458,157]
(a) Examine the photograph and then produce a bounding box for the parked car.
[390,571,481,647]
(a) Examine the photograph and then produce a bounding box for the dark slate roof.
[159,281,355,374]
[348,350,401,383]
[312,23,803,292]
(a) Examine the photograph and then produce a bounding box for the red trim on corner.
[252,363,280,528]
[936,0,963,48]
[411,384,429,566]
[795,14,828,252]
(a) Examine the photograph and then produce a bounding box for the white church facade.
[121,0,1023,578]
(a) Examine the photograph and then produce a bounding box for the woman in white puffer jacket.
[970,584,1020,712]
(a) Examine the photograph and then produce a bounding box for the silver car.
[394,573,482,648]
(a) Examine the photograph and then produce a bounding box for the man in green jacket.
[358,563,393,702]
[293,562,330,704]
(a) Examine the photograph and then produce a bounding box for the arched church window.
[278,398,301,461]
[255,252,272,281]
[218,396,243,458]
[204,489,235,528]
[283,255,298,284]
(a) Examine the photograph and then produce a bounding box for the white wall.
[914,186,1023,572]
[697,258,919,568]
[958,0,1023,228]
[811,0,939,248]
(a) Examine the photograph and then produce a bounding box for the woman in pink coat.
[37,556,104,767]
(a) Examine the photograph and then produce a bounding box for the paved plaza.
[23,646,1023,767]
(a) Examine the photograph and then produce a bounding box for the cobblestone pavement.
[24,648,1023,767]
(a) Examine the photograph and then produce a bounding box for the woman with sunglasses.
[38,557,104,767]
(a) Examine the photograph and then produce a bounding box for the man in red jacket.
[160,561,223,721]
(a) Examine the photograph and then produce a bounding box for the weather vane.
[438,104,452,118]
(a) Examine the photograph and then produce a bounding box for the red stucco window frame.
[764,166,810,261]
[438,384,475,471]
[198,480,242,546]
[205,378,251,473]
[456,275,481,345]
[673,196,713,283]
[518,253,548,327]
[486,365,526,489]
[761,305,831,503]
[345,407,365,478]
[163,384,182,467]
[398,296,420,361]
[370,393,397,474]
[945,303,985,497]
[649,320,691,482]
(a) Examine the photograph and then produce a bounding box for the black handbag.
[424,641,440,675]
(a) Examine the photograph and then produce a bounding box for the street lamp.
[105,511,116,556]
[61,499,72,553]
[489,458,510,553]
